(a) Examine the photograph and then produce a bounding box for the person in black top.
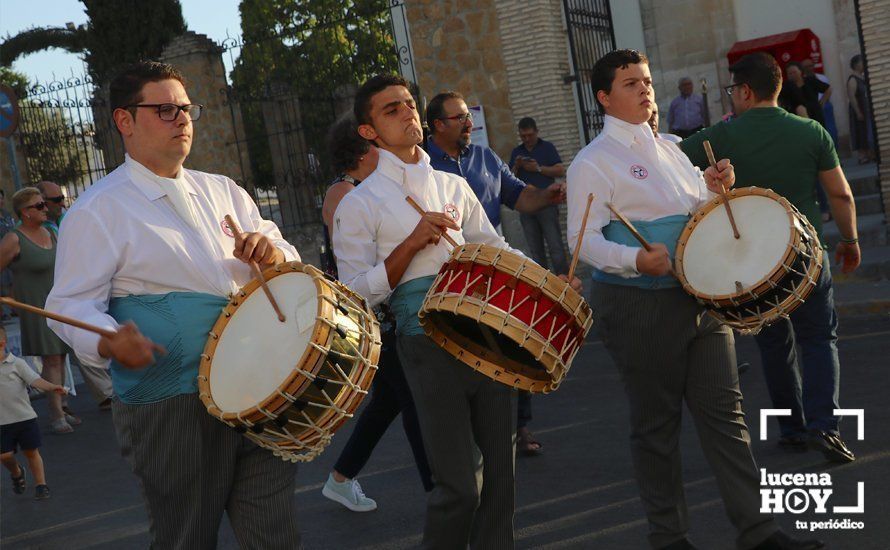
[319,114,433,512]
[782,61,830,127]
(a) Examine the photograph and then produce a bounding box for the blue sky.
[0,0,242,84]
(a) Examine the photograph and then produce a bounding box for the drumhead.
[682,194,791,296]
[209,271,319,413]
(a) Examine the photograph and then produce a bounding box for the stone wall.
[858,0,890,222]
[160,32,252,186]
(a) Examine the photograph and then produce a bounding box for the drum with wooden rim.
[419,243,593,393]
[198,262,380,462]
[674,187,823,333]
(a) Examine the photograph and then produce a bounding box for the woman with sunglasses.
[0,188,74,434]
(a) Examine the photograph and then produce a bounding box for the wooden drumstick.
[0,297,167,355]
[224,215,286,323]
[703,140,740,240]
[605,203,677,277]
[567,193,595,281]
[405,196,459,247]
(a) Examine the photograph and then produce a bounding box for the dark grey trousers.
[590,283,778,550]
[112,393,301,550]
[397,334,517,550]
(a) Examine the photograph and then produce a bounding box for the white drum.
[674,187,823,332]
[198,262,381,462]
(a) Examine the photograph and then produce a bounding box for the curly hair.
[327,113,371,174]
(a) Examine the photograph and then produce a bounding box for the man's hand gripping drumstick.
[225,215,286,323]
[605,203,676,278]
[0,297,165,370]
[702,140,740,239]
[404,196,460,248]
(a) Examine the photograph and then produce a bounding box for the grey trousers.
[519,204,569,275]
[590,283,777,550]
[112,394,301,550]
[397,334,517,550]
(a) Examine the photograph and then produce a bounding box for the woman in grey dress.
[0,188,75,434]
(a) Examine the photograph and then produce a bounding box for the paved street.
[2,313,889,549]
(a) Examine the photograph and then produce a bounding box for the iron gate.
[563,0,616,143]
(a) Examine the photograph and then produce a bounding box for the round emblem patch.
[630,165,649,180]
[444,203,460,223]
[221,218,235,237]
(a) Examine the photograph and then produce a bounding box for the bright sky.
[0,0,242,84]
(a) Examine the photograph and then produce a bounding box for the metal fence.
[563,0,616,143]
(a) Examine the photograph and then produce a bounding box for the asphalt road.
[2,313,889,550]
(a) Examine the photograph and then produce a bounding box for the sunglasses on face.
[44,196,65,204]
[26,201,48,211]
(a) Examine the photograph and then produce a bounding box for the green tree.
[232,0,400,190]
[0,0,186,84]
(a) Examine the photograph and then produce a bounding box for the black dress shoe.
[750,530,824,549]
[808,429,855,463]
[660,539,699,550]
[777,434,808,453]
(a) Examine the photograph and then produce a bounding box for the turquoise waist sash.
[107,292,228,404]
[389,276,436,337]
[592,214,689,289]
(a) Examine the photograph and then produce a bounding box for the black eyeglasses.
[124,103,204,121]
[723,83,746,97]
[26,201,47,211]
[440,113,473,124]
[44,196,65,204]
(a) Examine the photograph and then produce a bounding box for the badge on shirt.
[221,218,235,238]
[444,203,460,223]
[630,165,649,180]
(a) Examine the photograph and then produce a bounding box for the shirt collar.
[426,137,468,161]
[125,154,199,201]
[602,114,656,149]
[1,352,16,364]
[376,147,433,186]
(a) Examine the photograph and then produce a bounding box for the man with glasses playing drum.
[46,61,302,549]
[567,50,823,550]
[681,52,859,465]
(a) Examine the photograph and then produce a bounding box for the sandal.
[62,406,82,426]
[11,463,26,494]
[51,418,74,434]
[517,427,544,456]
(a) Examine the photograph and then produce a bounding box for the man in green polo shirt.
[681,52,860,464]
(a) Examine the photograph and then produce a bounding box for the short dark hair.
[590,49,649,113]
[326,113,371,174]
[728,52,782,102]
[785,61,803,72]
[517,117,537,131]
[353,74,411,125]
[109,61,186,117]
[426,91,464,134]
[850,54,862,70]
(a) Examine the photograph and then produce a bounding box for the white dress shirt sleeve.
[456,178,529,259]
[331,194,392,307]
[46,207,122,368]
[567,158,641,278]
[230,181,300,262]
[690,165,718,212]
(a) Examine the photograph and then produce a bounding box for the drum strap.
[107,292,228,404]
[593,214,689,289]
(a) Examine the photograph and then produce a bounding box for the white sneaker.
[322,473,377,512]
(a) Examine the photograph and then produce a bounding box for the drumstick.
[0,297,167,355]
[605,203,677,278]
[567,193,595,281]
[404,196,459,247]
[224,215,286,323]
[703,140,741,240]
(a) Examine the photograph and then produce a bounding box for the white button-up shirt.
[566,115,714,278]
[333,147,523,307]
[46,155,299,368]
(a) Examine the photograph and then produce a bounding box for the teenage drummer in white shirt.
[566,50,823,550]
[45,61,302,548]
[333,74,579,550]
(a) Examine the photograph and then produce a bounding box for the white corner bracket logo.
[759,409,864,441]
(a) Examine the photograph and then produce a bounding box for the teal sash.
[107,292,228,404]
[389,276,437,336]
[592,214,689,289]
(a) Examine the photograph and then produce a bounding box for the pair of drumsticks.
[1,215,288,349]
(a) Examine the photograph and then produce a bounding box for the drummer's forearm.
[819,167,858,240]
[384,240,422,289]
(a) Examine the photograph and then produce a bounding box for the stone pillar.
[857,0,890,225]
[161,32,252,185]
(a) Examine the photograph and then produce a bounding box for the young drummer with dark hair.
[334,74,579,549]
[567,50,823,550]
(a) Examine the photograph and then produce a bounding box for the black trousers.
[334,331,434,491]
